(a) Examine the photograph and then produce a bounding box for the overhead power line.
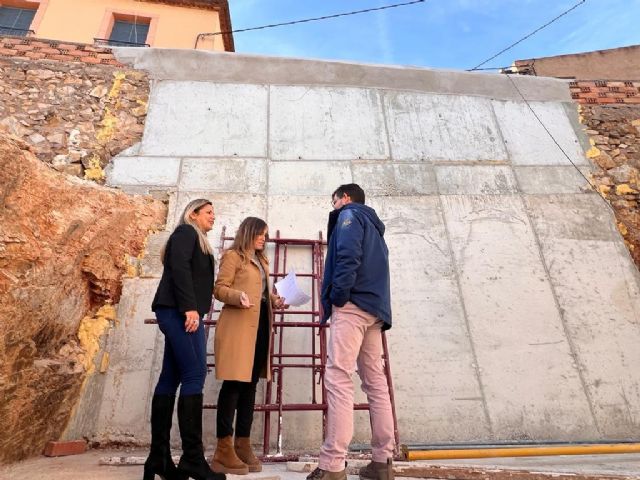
[504,74,613,212]
[468,0,587,72]
[198,0,426,39]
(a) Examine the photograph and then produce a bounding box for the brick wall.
[570,80,640,105]
[0,35,123,66]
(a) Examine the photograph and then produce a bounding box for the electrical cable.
[505,73,615,213]
[468,0,587,72]
[198,0,426,39]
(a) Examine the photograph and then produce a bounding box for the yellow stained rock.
[83,154,105,181]
[96,107,118,145]
[618,222,629,236]
[99,352,110,373]
[586,146,600,158]
[598,184,611,196]
[77,304,116,375]
[108,71,126,99]
[616,184,637,195]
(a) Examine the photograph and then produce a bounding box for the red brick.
[0,48,18,56]
[594,98,618,104]
[82,45,103,52]
[43,440,87,457]
[73,49,96,57]
[48,54,73,61]
[97,53,115,60]
[24,51,46,60]
[29,40,52,49]
[14,44,34,51]
[56,43,81,50]
[100,58,122,66]
[39,47,61,55]
[81,56,102,64]
[2,37,23,45]
[622,97,640,104]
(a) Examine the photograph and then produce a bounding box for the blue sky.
[227,0,640,71]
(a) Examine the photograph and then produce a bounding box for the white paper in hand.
[274,271,311,307]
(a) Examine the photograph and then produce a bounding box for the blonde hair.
[161,199,213,262]
[228,217,268,265]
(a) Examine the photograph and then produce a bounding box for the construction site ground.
[2,449,640,480]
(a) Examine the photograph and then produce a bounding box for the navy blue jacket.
[321,203,392,330]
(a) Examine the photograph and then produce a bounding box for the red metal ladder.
[202,227,400,460]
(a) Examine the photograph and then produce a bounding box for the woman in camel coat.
[211,217,286,475]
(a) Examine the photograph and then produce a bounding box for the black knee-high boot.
[177,394,226,480]
[143,394,181,480]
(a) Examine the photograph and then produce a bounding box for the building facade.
[0,0,233,51]
[508,44,640,81]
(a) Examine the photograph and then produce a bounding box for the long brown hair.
[228,217,268,264]
[161,199,213,263]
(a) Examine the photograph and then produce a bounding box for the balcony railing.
[0,26,35,37]
[94,38,149,48]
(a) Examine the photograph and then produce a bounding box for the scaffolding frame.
[148,226,399,460]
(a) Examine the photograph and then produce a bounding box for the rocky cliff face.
[0,133,165,463]
[582,105,640,267]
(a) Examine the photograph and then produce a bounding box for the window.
[108,19,149,46]
[0,6,36,36]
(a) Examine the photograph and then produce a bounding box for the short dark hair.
[333,183,365,204]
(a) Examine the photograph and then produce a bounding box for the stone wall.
[582,105,640,267]
[0,48,148,181]
[0,133,166,464]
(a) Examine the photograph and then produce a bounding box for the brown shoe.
[210,436,249,475]
[359,459,394,480]
[234,437,262,473]
[306,467,347,480]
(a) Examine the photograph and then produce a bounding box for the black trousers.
[217,299,269,438]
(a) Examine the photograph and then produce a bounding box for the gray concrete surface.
[2,449,640,480]
[113,48,572,103]
[67,49,640,450]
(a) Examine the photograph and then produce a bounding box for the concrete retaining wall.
[71,49,640,450]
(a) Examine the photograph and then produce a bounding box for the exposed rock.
[581,105,640,267]
[0,133,166,464]
[608,164,639,185]
[0,57,149,180]
[595,152,617,170]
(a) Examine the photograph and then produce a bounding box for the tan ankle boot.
[210,435,249,475]
[234,437,262,472]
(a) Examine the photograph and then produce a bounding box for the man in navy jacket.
[308,184,394,480]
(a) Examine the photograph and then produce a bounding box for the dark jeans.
[217,300,269,438]
[154,307,207,397]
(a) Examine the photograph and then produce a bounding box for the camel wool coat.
[213,249,276,382]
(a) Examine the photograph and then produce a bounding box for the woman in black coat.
[144,198,224,480]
